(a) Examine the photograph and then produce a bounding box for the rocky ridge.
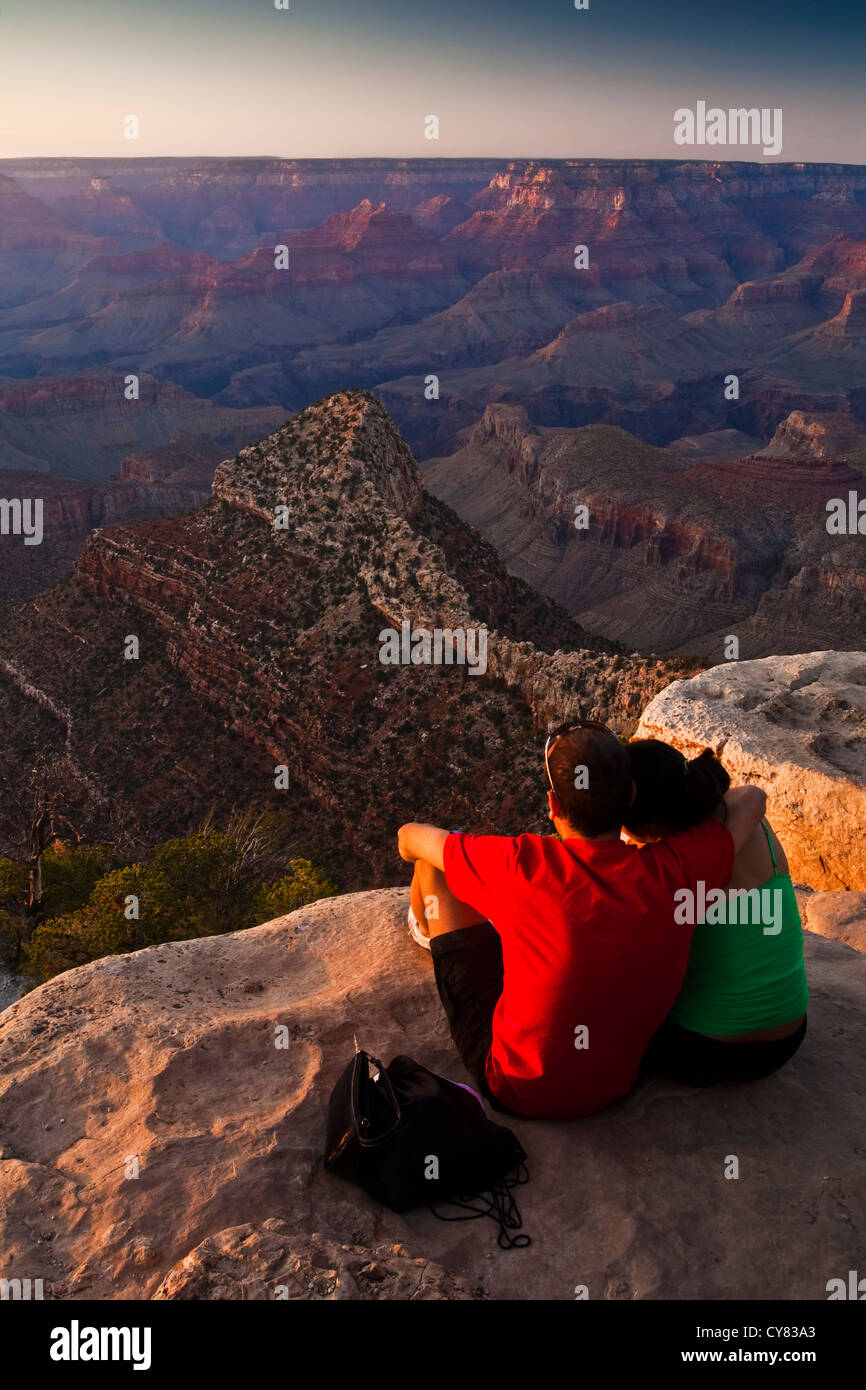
[0,390,673,883]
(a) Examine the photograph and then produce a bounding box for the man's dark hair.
[547,727,633,838]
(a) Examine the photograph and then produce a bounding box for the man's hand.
[397,823,450,870]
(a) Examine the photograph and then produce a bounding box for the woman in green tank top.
[625,739,808,1086]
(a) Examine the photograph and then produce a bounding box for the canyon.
[0,468,210,601]
[0,372,285,596]
[422,404,866,657]
[0,371,285,482]
[3,158,866,464]
[0,390,673,887]
[1,157,865,652]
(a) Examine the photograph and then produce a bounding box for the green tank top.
[670,823,809,1037]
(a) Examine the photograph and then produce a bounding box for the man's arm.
[397,822,450,870]
[719,785,767,855]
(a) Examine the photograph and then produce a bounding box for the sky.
[2,0,865,162]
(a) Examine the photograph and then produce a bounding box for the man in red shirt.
[397,721,766,1120]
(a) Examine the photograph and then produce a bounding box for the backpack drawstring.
[429,1163,532,1249]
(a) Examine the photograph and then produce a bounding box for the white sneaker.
[407,905,432,950]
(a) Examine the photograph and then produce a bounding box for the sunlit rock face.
[638,651,866,890]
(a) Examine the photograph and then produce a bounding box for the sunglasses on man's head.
[544,718,618,791]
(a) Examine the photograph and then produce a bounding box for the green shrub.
[253,859,338,919]
[16,823,338,985]
[41,842,122,916]
[0,908,27,970]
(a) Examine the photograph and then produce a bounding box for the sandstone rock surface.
[1,886,863,1301]
[637,652,866,890]
[152,1224,481,1301]
[797,889,866,954]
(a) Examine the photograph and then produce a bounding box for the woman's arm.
[719,785,767,855]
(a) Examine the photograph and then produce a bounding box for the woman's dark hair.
[623,738,730,834]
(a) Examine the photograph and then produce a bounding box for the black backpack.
[324,1050,531,1248]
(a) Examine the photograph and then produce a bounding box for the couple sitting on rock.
[397,720,808,1121]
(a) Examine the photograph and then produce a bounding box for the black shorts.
[640,1014,807,1086]
[430,922,515,1114]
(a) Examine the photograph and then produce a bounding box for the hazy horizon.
[5,155,866,168]
[3,0,864,163]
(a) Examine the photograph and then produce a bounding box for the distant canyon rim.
[1,159,865,671]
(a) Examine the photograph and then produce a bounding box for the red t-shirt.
[443,821,734,1120]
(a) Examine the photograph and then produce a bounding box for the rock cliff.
[0,371,285,482]
[423,406,866,657]
[0,467,211,601]
[0,885,862,1300]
